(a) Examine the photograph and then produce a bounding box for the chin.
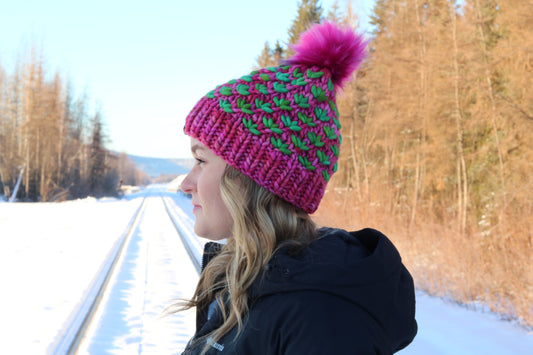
[204,234,229,241]
[194,226,226,241]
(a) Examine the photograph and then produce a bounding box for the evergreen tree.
[327,0,359,28]
[369,0,393,38]
[287,0,323,55]
[89,111,107,197]
[326,0,342,23]
[0,42,145,201]
[273,40,285,64]
[255,42,277,68]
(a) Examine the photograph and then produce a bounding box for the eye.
[195,157,205,165]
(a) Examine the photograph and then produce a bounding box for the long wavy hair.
[175,165,317,354]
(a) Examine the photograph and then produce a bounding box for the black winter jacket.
[182,228,417,354]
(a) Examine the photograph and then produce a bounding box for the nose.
[180,171,195,194]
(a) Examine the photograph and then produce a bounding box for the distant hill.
[128,154,194,178]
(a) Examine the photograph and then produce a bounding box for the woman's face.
[180,138,233,240]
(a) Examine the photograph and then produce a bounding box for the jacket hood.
[248,227,417,352]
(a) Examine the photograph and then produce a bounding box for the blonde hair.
[177,165,316,354]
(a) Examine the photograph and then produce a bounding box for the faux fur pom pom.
[283,22,367,90]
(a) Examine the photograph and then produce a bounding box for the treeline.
[265,1,532,327]
[0,47,149,202]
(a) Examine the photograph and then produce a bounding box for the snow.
[399,292,533,354]
[0,196,143,354]
[0,185,532,354]
[77,197,198,354]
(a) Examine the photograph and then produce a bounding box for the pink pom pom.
[283,22,367,90]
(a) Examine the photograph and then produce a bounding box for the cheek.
[206,170,231,214]
[198,169,223,201]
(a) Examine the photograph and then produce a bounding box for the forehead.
[190,138,206,151]
[190,138,215,157]
[190,137,201,146]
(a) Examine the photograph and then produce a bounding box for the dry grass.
[313,186,533,329]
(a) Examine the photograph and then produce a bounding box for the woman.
[178,22,417,354]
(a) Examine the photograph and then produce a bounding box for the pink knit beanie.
[185,22,367,213]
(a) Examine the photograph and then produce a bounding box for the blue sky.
[0,0,375,158]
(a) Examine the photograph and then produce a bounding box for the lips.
[191,201,201,212]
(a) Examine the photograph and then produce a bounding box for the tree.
[272,41,285,64]
[88,110,107,197]
[286,0,324,55]
[327,0,359,28]
[255,42,278,68]
[313,0,533,327]
[369,0,393,39]
[0,41,142,201]
[0,61,10,197]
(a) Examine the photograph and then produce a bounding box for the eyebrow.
[191,144,207,154]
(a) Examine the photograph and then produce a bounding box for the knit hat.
[185,22,367,213]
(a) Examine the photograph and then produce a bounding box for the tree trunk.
[450,1,468,235]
